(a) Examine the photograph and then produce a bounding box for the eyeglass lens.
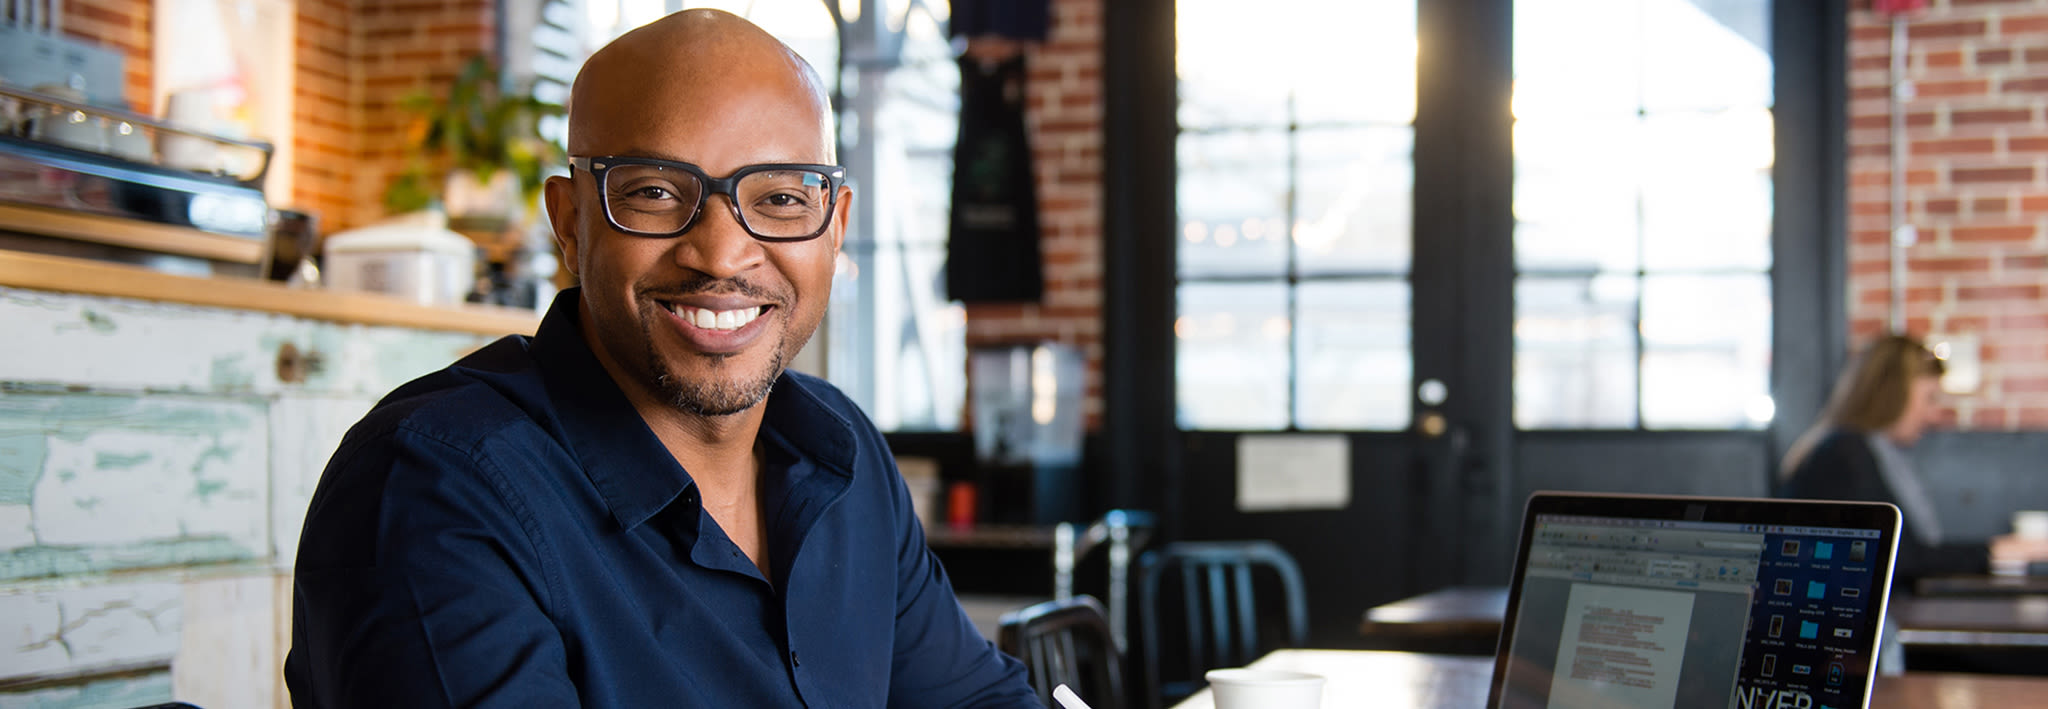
[604,164,833,238]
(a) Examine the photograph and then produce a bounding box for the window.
[1511,0,1775,430]
[1173,0,1417,431]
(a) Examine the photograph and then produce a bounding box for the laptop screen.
[1490,494,1899,709]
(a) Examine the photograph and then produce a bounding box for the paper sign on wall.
[1236,435,1350,512]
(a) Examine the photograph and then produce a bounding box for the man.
[284,11,1039,707]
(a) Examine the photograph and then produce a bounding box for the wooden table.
[1357,586,1509,654]
[1167,649,2048,709]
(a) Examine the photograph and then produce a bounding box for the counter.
[0,251,534,708]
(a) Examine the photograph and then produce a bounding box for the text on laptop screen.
[1497,514,1887,709]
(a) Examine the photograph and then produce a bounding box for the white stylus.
[1052,684,1094,709]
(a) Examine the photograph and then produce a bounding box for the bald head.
[567,9,834,162]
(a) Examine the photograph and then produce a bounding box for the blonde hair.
[1780,333,1946,479]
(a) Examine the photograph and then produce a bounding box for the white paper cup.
[1205,668,1324,709]
[2015,510,2048,540]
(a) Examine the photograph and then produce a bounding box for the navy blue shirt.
[285,290,1036,708]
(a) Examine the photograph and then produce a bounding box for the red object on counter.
[947,482,978,529]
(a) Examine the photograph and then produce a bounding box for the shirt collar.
[529,288,859,531]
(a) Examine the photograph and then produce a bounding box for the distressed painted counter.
[0,273,531,708]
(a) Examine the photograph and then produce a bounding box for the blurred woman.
[1779,333,1980,584]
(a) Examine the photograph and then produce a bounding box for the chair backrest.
[1138,540,1307,709]
[998,595,1126,709]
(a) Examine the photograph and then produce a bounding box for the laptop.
[1487,492,1902,709]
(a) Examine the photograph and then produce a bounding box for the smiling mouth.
[663,303,768,331]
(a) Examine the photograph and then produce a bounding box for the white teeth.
[672,304,764,331]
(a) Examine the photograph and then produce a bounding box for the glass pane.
[1295,126,1413,276]
[820,4,963,431]
[1290,3,1416,125]
[1642,0,1771,113]
[1178,0,1416,128]
[1512,0,1643,121]
[1640,110,1774,271]
[1641,274,1772,429]
[1515,276,1639,429]
[1179,131,1290,278]
[1296,281,1410,430]
[1514,116,1640,272]
[1177,283,1291,430]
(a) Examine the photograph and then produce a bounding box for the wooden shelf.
[0,249,539,336]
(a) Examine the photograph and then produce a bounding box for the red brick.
[1953,166,2036,183]
[1911,256,1992,272]
[1953,108,2033,125]
[2007,254,2048,270]
[2006,377,2048,394]
[1858,286,1942,305]
[1850,112,1938,130]
[1980,48,2015,65]
[1915,137,1996,155]
[1926,50,1964,69]
[2011,136,2048,153]
[2005,15,2048,35]
[1912,20,1987,40]
[1973,197,2010,213]
[1952,225,2038,242]
[2003,77,2048,94]
[1851,86,1890,101]
[1996,313,2048,330]
[1853,54,1892,71]
[1959,284,2044,300]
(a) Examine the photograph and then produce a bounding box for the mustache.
[643,274,784,303]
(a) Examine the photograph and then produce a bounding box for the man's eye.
[627,186,676,201]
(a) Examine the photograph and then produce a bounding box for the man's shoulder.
[348,336,553,452]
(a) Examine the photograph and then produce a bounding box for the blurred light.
[1262,317,1291,339]
[1932,341,1952,359]
[1214,225,1238,247]
[1242,218,1265,241]
[1030,345,1056,425]
[1746,396,1775,425]
[1184,221,1208,244]
[1174,316,1192,338]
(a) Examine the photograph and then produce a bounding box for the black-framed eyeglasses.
[569,156,846,242]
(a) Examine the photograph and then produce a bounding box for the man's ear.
[543,174,582,276]
[827,184,852,254]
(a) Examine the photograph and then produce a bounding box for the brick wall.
[57,0,153,116]
[297,0,496,232]
[61,0,491,234]
[1848,0,2048,429]
[963,0,1106,429]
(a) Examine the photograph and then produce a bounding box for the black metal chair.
[1137,540,1307,709]
[998,595,1126,709]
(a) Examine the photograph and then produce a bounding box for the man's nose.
[674,194,765,278]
